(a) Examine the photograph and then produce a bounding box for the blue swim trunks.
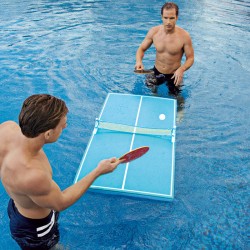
[8,199,60,250]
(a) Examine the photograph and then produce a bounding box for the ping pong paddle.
[134,69,154,74]
[119,146,149,163]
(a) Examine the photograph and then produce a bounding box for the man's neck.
[164,25,176,35]
[20,134,45,156]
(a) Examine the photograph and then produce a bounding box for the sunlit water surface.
[0,0,249,249]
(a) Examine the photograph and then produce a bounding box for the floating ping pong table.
[74,93,177,201]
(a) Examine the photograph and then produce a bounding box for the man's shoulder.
[1,150,49,196]
[150,25,162,32]
[0,121,19,137]
[147,25,162,37]
[176,26,191,37]
[0,121,18,130]
[22,166,52,195]
[0,121,21,150]
[9,161,51,196]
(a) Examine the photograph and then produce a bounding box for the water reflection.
[0,0,250,249]
[202,0,250,31]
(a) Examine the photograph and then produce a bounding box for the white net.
[96,120,172,136]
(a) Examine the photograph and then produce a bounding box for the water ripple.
[0,0,249,249]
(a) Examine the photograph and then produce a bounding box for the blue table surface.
[75,93,177,200]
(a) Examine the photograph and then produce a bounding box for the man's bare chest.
[153,34,184,55]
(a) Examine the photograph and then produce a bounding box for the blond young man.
[0,94,122,249]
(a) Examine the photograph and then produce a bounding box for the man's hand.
[172,67,185,86]
[96,157,122,175]
[134,62,144,71]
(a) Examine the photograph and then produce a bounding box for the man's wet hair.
[161,2,179,16]
[19,94,68,138]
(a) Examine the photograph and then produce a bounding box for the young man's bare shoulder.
[0,121,20,140]
[16,164,52,196]
[0,121,20,154]
[176,26,191,37]
[150,25,162,33]
[0,121,19,131]
[147,25,162,37]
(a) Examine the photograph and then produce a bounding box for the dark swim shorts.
[8,199,60,250]
[145,66,181,95]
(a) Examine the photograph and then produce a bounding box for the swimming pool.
[0,0,249,249]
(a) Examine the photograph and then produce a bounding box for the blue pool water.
[0,0,249,249]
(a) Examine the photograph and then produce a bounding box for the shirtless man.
[135,2,194,95]
[0,94,122,249]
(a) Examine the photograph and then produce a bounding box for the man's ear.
[44,129,52,140]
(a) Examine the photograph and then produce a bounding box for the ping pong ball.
[159,114,166,120]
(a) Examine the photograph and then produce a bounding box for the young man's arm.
[135,27,156,70]
[29,158,121,211]
[172,32,194,86]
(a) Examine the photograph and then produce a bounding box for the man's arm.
[172,32,194,86]
[29,158,121,211]
[135,27,155,70]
